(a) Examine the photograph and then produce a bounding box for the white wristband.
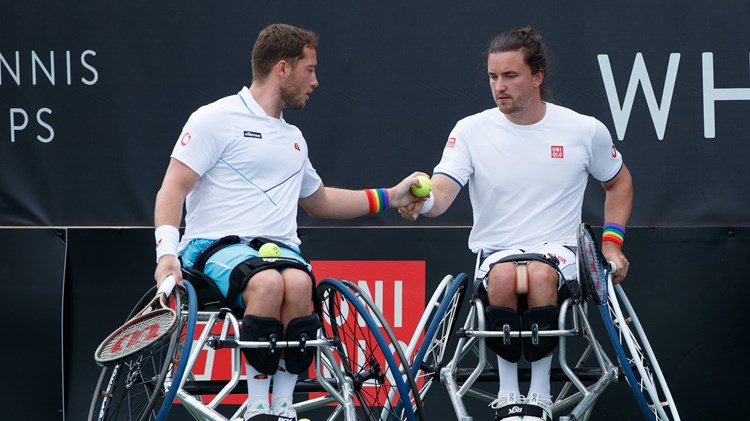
[155,225,180,262]
[420,193,435,214]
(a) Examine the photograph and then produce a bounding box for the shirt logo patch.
[551,145,564,158]
[180,133,192,146]
[294,143,301,151]
[611,144,618,158]
[446,137,456,148]
[243,131,262,139]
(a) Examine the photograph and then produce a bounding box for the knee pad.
[283,314,323,374]
[484,306,522,362]
[240,314,284,375]
[521,305,560,362]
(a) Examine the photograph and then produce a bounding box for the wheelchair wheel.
[88,281,197,421]
[317,278,421,421]
[600,283,680,421]
[406,273,468,411]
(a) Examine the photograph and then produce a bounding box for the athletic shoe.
[523,392,553,421]
[272,396,297,420]
[243,399,272,420]
[491,392,525,421]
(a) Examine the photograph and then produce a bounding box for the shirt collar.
[238,86,284,120]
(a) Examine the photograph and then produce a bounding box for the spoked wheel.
[402,273,468,414]
[317,278,423,420]
[600,282,680,421]
[89,281,196,421]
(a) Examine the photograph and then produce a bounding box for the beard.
[280,82,306,109]
[496,85,535,116]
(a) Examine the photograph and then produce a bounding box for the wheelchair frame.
[89,277,423,421]
[403,254,680,420]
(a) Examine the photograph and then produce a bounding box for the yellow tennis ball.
[299,419,312,421]
[258,243,281,258]
[410,175,432,198]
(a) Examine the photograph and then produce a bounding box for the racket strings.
[99,311,175,361]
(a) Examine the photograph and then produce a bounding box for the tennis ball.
[299,419,312,421]
[410,175,432,198]
[258,243,281,258]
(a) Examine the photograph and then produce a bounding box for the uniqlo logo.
[446,137,456,148]
[551,145,564,158]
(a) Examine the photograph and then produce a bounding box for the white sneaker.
[523,393,553,421]
[491,392,525,421]
[243,399,272,420]
[272,396,297,420]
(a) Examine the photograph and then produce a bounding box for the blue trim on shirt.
[238,93,256,115]
[434,171,465,188]
[219,158,278,206]
[265,162,305,193]
[601,162,624,184]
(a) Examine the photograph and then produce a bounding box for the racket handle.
[607,261,617,274]
[157,274,177,296]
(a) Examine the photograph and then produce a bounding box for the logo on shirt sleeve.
[243,131,262,139]
[551,145,564,158]
[180,133,192,146]
[611,144,618,158]
[446,137,457,148]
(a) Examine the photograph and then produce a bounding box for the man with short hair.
[154,23,424,420]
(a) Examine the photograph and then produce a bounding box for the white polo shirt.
[433,103,623,253]
[171,87,322,250]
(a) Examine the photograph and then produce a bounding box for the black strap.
[495,403,551,420]
[192,235,242,272]
[248,236,298,254]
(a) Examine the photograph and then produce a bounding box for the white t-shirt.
[171,87,322,250]
[433,103,623,253]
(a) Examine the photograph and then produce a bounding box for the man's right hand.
[155,254,183,287]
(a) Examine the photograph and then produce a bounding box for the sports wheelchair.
[89,270,424,421]
[401,223,680,420]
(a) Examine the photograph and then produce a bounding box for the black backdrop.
[2,0,749,226]
[2,0,749,420]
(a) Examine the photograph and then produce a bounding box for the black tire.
[600,284,680,421]
[88,286,190,421]
[317,278,420,420]
[407,273,468,412]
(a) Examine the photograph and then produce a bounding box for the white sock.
[528,354,553,397]
[245,363,271,407]
[496,356,520,398]
[271,359,298,409]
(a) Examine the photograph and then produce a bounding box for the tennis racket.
[94,275,178,366]
[576,223,613,305]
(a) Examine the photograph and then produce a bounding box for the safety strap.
[515,262,529,294]
[495,404,551,421]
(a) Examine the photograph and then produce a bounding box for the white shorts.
[477,243,577,290]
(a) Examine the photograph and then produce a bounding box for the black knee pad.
[283,313,323,374]
[484,306,522,362]
[521,305,560,362]
[240,314,284,375]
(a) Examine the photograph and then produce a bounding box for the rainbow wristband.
[602,223,625,247]
[365,188,390,214]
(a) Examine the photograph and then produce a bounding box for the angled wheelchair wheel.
[317,278,421,421]
[600,283,680,421]
[403,273,468,413]
[89,281,197,421]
